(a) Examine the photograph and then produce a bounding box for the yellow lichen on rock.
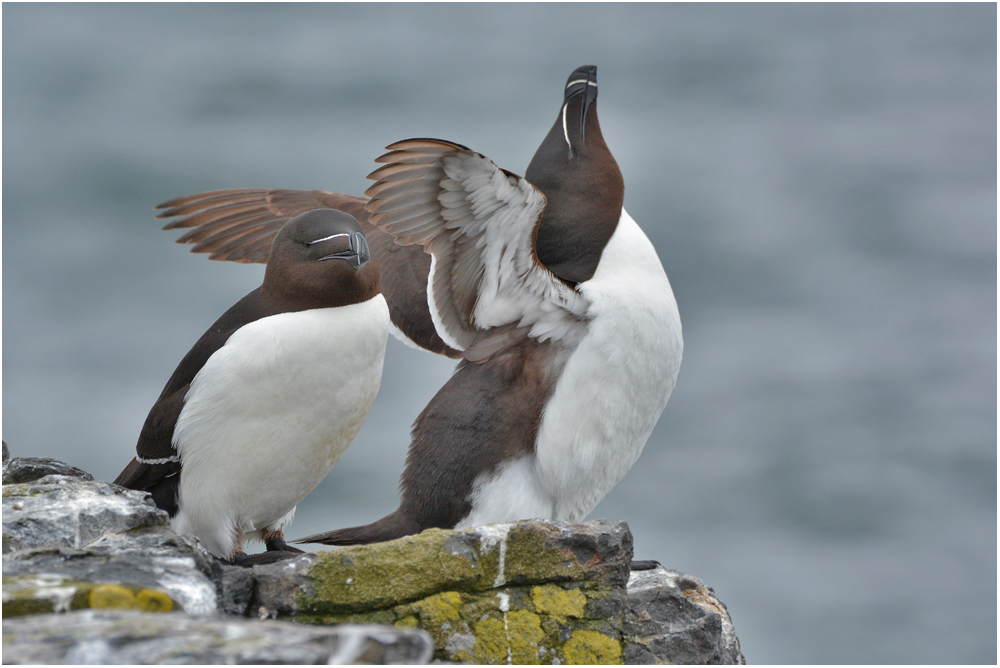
[563,629,624,665]
[506,609,547,664]
[472,617,510,664]
[88,585,136,610]
[394,614,419,628]
[531,584,587,621]
[410,590,462,627]
[136,588,173,612]
[404,590,475,657]
[87,585,175,613]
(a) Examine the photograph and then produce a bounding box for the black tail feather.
[112,457,181,516]
[294,509,419,546]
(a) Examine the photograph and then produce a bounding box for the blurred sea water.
[3,4,995,663]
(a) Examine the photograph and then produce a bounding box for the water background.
[3,4,995,663]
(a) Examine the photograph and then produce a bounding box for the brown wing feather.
[154,188,460,357]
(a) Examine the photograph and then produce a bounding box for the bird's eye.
[300,241,312,248]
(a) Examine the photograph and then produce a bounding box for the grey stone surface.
[250,552,318,618]
[4,547,219,615]
[2,476,166,554]
[2,470,249,617]
[1,609,435,664]
[3,457,94,484]
[86,526,256,616]
[624,566,745,665]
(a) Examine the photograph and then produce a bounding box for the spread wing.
[154,188,459,357]
[365,139,588,360]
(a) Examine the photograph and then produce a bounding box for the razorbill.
[114,209,389,562]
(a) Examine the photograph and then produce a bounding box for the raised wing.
[154,188,459,358]
[366,139,588,359]
[156,189,369,263]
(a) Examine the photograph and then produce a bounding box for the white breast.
[171,295,389,558]
[458,209,683,528]
[534,209,683,521]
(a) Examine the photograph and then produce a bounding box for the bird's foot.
[264,536,305,554]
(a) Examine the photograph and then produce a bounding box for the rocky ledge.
[2,445,744,664]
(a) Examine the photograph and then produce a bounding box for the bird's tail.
[113,457,145,488]
[294,508,420,546]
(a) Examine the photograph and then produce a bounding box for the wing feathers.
[365,178,441,199]
[367,162,438,182]
[152,187,461,357]
[173,211,275,245]
[365,139,588,356]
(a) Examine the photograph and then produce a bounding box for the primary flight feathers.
[365,139,588,358]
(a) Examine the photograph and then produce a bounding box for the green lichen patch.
[300,530,481,614]
[563,629,624,665]
[2,484,46,498]
[289,608,398,627]
[495,525,586,585]
[3,575,86,617]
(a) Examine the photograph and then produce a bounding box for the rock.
[3,546,220,616]
[3,440,10,465]
[624,567,745,664]
[2,455,745,664]
[86,526,256,616]
[244,519,745,664]
[249,519,691,664]
[252,519,632,619]
[0,609,435,664]
[3,457,94,484]
[2,475,255,617]
[2,476,164,554]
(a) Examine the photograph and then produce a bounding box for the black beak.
[564,65,598,142]
[320,231,370,270]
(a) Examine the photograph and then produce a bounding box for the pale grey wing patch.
[364,139,588,355]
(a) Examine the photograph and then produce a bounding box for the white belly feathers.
[536,210,683,521]
[171,295,389,557]
[458,210,683,526]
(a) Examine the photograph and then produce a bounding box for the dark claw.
[631,559,661,571]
